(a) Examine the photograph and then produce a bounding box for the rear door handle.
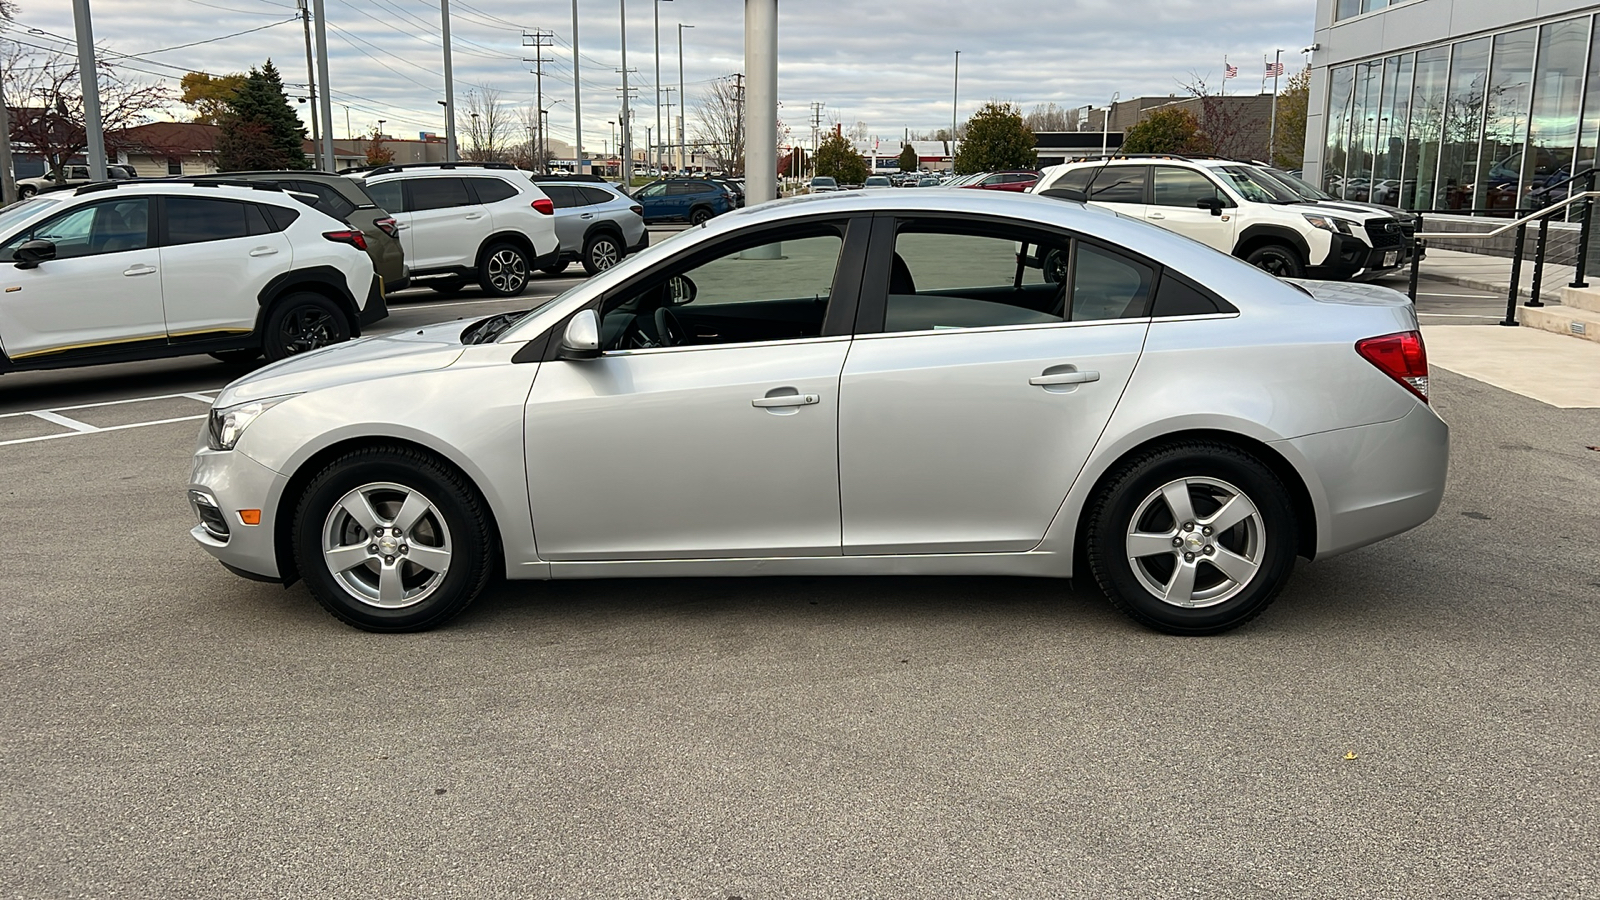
[580,213,594,219]
[1147,212,1167,220]
[123,264,157,276]
[1030,369,1100,386]
[395,223,411,231]
[752,393,819,408]
[248,247,278,257]
[464,213,485,220]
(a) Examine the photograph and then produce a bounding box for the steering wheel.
[653,306,690,347]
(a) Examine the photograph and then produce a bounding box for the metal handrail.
[1413,190,1600,239]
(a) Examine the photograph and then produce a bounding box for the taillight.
[323,229,367,251]
[373,216,399,238]
[630,205,644,216]
[1356,330,1428,403]
[531,198,555,215]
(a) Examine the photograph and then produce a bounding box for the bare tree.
[1024,102,1078,133]
[1176,73,1262,160]
[462,86,516,162]
[691,76,744,175]
[4,45,169,180]
[507,102,555,173]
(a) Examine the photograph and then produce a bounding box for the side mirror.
[558,308,601,360]
[1197,196,1225,216]
[667,274,697,305]
[13,239,56,269]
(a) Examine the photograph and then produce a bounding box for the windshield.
[1262,167,1331,201]
[1211,166,1303,203]
[0,196,63,235]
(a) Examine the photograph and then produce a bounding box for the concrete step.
[1559,284,1600,313]
[1521,302,1600,343]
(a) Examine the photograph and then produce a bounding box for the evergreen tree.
[216,61,310,171]
[953,102,1035,175]
[813,131,869,185]
[897,143,918,172]
[1121,107,1214,155]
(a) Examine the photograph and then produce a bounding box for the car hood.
[214,320,467,406]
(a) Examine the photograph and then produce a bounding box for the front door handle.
[1147,212,1167,220]
[752,393,820,408]
[464,213,485,220]
[248,246,279,257]
[123,264,157,276]
[1030,369,1100,387]
[580,213,594,219]
[395,223,411,231]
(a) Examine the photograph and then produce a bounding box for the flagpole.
[1268,49,1282,164]
[1222,54,1227,97]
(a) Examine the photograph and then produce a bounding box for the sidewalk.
[1412,248,1576,304]
[1423,324,1600,408]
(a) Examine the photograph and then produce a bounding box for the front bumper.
[188,446,291,581]
[1279,402,1450,560]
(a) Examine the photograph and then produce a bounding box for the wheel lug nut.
[1202,526,1212,536]
[1171,537,1182,547]
[1183,522,1194,532]
[1204,545,1214,555]
[384,555,394,564]
[399,545,408,554]
[1183,552,1195,562]
[368,544,378,553]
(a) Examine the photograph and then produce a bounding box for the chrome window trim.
[1149,312,1242,324]
[854,317,1152,341]
[599,334,852,358]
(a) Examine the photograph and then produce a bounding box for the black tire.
[292,446,496,633]
[477,241,530,296]
[262,292,350,362]
[1244,243,1306,279]
[18,185,36,199]
[689,206,714,226]
[581,232,624,275]
[209,349,261,365]
[1085,442,1298,635]
[540,260,570,275]
[428,277,467,296]
[1041,248,1068,284]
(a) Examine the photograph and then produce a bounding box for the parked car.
[1250,164,1422,264]
[188,189,1447,637]
[630,178,734,225]
[707,176,745,208]
[916,176,942,187]
[962,171,1040,192]
[18,164,138,198]
[192,169,408,292]
[808,176,840,193]
[347,162,559,296]
[943,173,985,187]
[864,175,894,189]
[1032,156,1408,280]
[0,179,382,373]
[528,177,648,275]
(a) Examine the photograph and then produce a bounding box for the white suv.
[1032,155,1408,281]
[0,180,382,374]
[352,163,559,296]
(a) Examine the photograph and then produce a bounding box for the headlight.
[206,396,294,451]
[1302,213,1354,234]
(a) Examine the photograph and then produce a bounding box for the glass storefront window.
[1524,18,1589,212]
[1437,37,1491,210]
[1373,55,1413,207]
[1323,66,1356,196]
[1406,47,1451,211]
[1335,0,1361,23]
[1477,28,1537,210]
[1345,61,1383,199]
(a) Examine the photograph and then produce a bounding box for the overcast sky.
[12,0,1314,150]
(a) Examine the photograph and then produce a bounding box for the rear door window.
[164,197,250,245]
[540,185,580,208]
[407,177,473,211]
[365,180,405,213]
[1070,243,1154,321]
[1087,167,1147,203]
[1152,167,1225,208]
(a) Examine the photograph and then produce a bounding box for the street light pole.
[950,49,959,170]
[311,0,335,171]
[678,23,693,174]
[654,0,672,175]
[745,0,776,206]
[71,0,107,179]
[619,0,631,185]
[1101,91,1119,155]
[572,0,583,174]
[297,0,321,170]
[441,0,458,161]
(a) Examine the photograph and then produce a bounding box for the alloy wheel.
[321,481,453,610]
[486,248,528,293]
[590,239,620,270]
[280,307,338,355]
[1124,476,1266,608]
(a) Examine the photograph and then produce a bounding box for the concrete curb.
[1418,271,1566,304]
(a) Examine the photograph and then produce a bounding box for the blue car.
[631,178,734,225]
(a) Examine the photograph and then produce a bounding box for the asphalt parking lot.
[3,278,1597,897]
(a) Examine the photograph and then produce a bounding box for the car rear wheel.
[582,233,623,275]
[689,207,714,226]
[478,242,530,296]
[1086,442,1298,635]
[262,293,349,362]
[1245,243,1305,278]
[292,446,495,632]
[18,185,36,199]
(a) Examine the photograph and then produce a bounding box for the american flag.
[1266,61,1286,77]
[1224,64,1238,78]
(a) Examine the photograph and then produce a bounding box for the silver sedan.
[188,190,1448,635]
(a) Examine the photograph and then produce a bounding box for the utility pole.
[72,0,107,179]
[297,0,321,170]
[743,1,775,202]
[654,0,672,175]
[809,101,823,179]
[732,72,745,175]
[1268,48,1283,164]
[662,86,675,171]
[0,73,15,203]
[572,0,583,174]
[312,0,335,171]
[950,49,959,169]
[441,0,458,161]
[677,23,693,174]
[619,0,631,185]
[523,30,553,171]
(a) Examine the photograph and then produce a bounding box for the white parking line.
[0,390,217,448]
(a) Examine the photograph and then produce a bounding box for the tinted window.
[1088,167,1147,203]
[1071,243,1154,321]
[668,182,703,195]
[244,203,273,235]
[365,180,405,213]
[407,177,472,211]
[1,197,149,260]
[540,184,581,208]
[1045,167,1096,196]
[261,204,301,232]
[578,186,618,205]
[1152,273,1232,317]
[1152,167,1224,208]
[468,176,519,204]
[165,197,249,245]
[635,183,667,198]
[284,180,357,219]
[882,223,1069,333]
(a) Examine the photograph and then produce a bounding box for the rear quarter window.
[467,177,520,204]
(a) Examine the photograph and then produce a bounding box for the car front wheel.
[582,233,623,275]
[263,293,349,361]
[1086,442,1298,635]
[689,207,714,226]
[18,185,36,199]
[1244,243,1306,278]
[292,446,495,632]
[479,242,530,296]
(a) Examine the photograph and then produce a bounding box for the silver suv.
[528,178,649,276]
